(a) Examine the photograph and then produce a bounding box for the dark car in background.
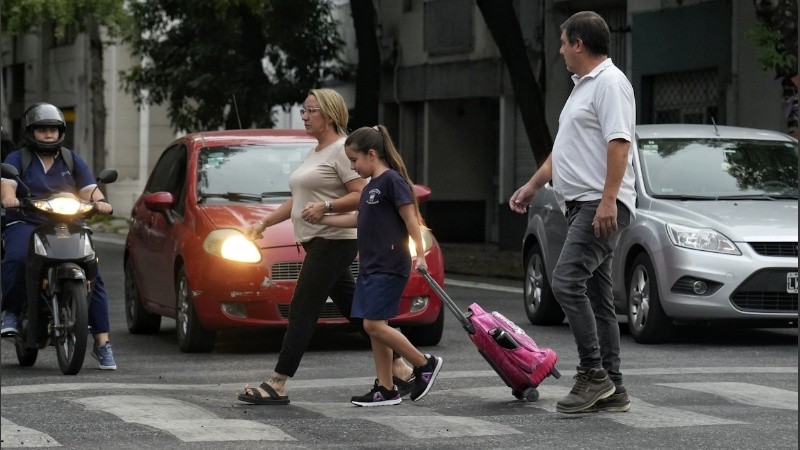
[124,129,445,352]
[522,124,798,343]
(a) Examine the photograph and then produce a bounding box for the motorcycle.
[1,162,117,375]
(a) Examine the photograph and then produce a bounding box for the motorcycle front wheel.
[55,280,89,375]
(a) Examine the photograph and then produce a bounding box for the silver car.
[522,124,798,343]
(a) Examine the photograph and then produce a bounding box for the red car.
[124,129,445,352]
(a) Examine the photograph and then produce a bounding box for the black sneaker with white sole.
[409,354,443,402]
[393,376,414,398]
[351,380,402,407]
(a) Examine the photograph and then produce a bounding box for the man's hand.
[592,198,618,238]
[509,184,536,214]
[95,200,113,215]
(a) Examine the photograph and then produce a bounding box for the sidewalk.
[90,217,525,281]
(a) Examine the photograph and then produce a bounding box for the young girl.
[319,125,443,406]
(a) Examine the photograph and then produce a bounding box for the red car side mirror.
[413,184,432,203]
[143,192,175,213]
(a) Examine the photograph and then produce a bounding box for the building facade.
[0,0,789,247]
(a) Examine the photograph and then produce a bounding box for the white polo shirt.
[551,58,637,217]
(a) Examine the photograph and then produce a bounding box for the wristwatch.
[324,201,333,213]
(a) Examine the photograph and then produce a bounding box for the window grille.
[650,69,720,124]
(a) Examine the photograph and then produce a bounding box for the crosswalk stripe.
[658,382,798,411]
[452,386,745,428]
[1,367,795,396]
[74,395,295,442]
[295,401,522,438]
[0,417,60,448]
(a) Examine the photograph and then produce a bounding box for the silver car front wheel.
[626,253,672,343]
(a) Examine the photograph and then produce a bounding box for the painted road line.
[74,395,294,442]
[296,401,521,438]
[0,417,60,448]
[445,278,523,294]
[454,385,745,428]
[659,382,798,411]
[1,367,796,395]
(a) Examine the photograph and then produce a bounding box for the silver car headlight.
[408,228,434,258]
[666,223,741,255]
[203,229,262,263]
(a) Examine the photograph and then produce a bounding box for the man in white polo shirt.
[509,11,636,414]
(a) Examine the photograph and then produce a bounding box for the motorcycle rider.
[0,102,117,370]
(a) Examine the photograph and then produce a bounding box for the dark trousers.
[551,200,630,385]
[275,238,362,377]
[1,222,111,333]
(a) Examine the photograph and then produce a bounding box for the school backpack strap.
[20,146,74,179]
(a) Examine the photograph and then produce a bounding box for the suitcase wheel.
[522,387,539,402]
[512,387,539,402]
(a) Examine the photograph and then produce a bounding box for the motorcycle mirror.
[96,169,118,184]
[1,162,20,178]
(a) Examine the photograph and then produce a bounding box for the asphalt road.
[1,240,797,449]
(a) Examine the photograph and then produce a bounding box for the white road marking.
[296,401,521,438]
[659,382,798,411]
[453,385,745,428]
[74,395,294,442]
[1,367,795,395]
[0,417,60,448]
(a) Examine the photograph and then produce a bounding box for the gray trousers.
[551,200,631,385]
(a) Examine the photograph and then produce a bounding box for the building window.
[649,69,719,124]
[424,0,473,55]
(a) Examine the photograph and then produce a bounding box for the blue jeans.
[1,222,111,334]
[551,200,630,385]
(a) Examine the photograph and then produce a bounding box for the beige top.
[289,137,360,242]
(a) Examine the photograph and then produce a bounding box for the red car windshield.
[197,144,308,202]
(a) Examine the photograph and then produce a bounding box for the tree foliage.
[0,0,130,38]
[749,0,797,79]
[122,0,346,132]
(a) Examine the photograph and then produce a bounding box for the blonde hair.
[308,88,349,136]
[345,125,427,227]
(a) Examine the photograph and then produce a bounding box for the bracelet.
[324,201,333,213]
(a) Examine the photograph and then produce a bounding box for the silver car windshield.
[197,144,307,202]
[639,139,798,199]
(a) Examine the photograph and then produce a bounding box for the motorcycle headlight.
[408,228,434,258]
[666,223,741,255]
[203,229,262,263]
[32,195,91,215]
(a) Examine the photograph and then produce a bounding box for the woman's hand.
[301,202,325,224]
[95,200,113,215]
[1,197,20,208]
[247,220,266,240]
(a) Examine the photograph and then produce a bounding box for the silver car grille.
[748,242,798,257]
[270,261,360,281]
[730,269,799,312]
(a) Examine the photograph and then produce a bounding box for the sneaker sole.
[1,330,18,338]
[411,356,443,402]
[351,398,402,407]
[555,383,616,414]
[588,402,631,413]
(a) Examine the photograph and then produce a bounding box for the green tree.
[122,0,345,132]
[0,0,130,173]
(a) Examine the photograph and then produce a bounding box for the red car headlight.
[409,228,434,258]
[203,229,262,263]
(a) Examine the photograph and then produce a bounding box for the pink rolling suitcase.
[419,268,560,401]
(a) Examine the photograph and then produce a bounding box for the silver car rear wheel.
[523,244,564,325]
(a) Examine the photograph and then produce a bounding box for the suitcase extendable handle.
[417,267,475,334]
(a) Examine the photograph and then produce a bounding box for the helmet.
[22,102,66,155]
